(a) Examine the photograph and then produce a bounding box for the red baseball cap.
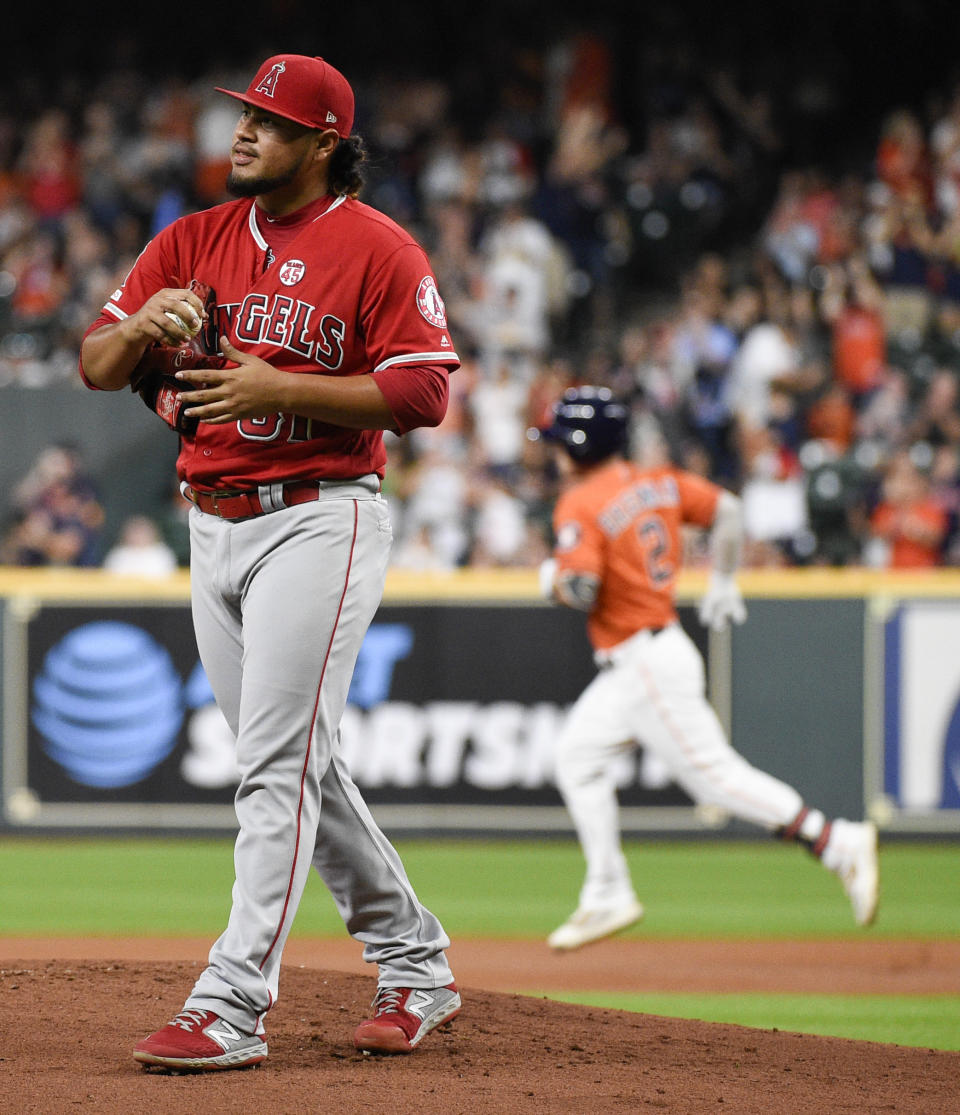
[216,54,355,137]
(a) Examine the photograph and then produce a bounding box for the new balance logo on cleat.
[404,989,439,1020]
[204,1018,245,1052]
[353,983,462,1054]
[134,1009,267,1072]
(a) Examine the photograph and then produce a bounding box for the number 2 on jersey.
[637,515,673,586]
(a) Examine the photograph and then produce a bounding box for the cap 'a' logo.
[416,276,447,328]
[278,258,306,286]
[255,61,285,98]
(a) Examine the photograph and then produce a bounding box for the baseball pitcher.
[80,54,461,1070]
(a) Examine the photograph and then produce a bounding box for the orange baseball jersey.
[552,459,721,649]
[85,194,459,488]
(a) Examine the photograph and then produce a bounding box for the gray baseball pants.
[182,478,453,1035]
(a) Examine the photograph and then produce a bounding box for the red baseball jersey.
[553,460,721,649]
[90,194,460,488]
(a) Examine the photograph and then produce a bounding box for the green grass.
[541,991,960,1051]
[1,836,958,1050]
[0,836,957,939]
[400,839,960,939]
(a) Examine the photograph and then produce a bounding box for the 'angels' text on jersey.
[223,297,345,369]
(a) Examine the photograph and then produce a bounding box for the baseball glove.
[130,279,226,435]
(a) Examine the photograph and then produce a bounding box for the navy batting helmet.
[540,386,630,463]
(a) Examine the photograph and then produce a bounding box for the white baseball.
[165,310,201,338]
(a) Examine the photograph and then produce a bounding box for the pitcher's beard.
[226,164,300,198]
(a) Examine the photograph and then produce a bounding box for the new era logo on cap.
[216,54,354,137]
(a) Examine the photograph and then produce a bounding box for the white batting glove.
[538,558,557,599]
[698,572,747,632]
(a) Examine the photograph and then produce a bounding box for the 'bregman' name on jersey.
[598,477,680,537]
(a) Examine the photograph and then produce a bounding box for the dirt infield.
[3,938,959,1113]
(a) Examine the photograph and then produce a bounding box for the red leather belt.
[183,481,324,520]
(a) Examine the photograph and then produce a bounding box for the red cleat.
[133,1008,267,1072]
[353,983,461,1054]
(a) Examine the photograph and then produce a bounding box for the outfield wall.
[1,567,959,837]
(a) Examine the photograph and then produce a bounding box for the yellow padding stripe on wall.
[0,565,959,603]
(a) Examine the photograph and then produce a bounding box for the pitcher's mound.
[1,960,957,1114]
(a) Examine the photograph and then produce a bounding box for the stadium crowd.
[3,25,960,570]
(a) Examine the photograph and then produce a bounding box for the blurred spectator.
[0,443,104,566]
[78,100,126,230]
[470,200,571,380]
[872,190,937,347]
[876,110,932,206]
[805,382,857,454]
[670,284,737,395]
[738,425,809,564]
[762,169,827,284]
[866,449,949,567]
[119,84,195,235]
[822,261,888,401]
[931,83,960,219]
[393,441,471,568]
[527,355,575,429]
[537,98,627,338]
[727,308,802,440]
[7,229,68,331]
[103,514,178,576]
[903,367,960,449]
[468,471,544,566]
[855,365,912,454]
[468,361,530,479]
[670,282,739,480]
[17,110,81,225]
[929,444,960,562]
[191,79,242,206]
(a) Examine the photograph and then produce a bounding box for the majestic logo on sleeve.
[278,259,305,286]
[255,62,285,97]
[416,276,448,328]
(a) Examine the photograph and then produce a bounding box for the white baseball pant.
[554,622,804,909]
